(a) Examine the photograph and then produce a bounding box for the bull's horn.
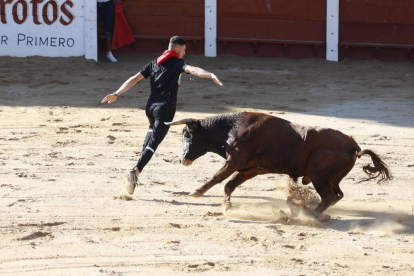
[164,118,194,126]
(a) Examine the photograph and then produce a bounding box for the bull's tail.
[357,149,393,185]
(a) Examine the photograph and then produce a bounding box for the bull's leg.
[305,148,356,216]
[312,182,337,215]
[330,185,344,207]
[222,172,256,211]
[317,157,353,212]
[189,162,237,198]
[224,172,251,203]
[223,167,268,203]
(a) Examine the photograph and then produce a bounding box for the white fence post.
[85,0,97,61]
[205,0,217,57]
[326,0,339,62]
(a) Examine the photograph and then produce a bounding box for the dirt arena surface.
[0,54,413,275]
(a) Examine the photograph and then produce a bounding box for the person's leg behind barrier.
[101,1,116,61]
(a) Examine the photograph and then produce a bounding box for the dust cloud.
[349,217,406,236]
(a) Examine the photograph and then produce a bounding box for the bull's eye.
[184,131,191,139]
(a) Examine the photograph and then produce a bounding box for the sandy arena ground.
[0,54,413,275]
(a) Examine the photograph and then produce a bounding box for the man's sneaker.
[126,170,137,195]
[106,52,117,63]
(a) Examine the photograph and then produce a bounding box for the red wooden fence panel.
[339,0,414,61]
[218,0,326,20]
[119,0,205,55]
[217,0,327,58]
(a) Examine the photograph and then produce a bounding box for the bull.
[166,112,392,216]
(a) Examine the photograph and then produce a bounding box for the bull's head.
[165,118,210,166]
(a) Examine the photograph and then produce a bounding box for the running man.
[101,36,223,194]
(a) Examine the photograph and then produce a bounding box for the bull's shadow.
[141,190,280,208]
[139,198,221,207]
[224,199,414,235]
[154,190,413,234]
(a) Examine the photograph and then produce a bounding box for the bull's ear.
[186,120,200,131]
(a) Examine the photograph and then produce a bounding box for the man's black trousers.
[136,99,176,172]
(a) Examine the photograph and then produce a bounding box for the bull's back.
[230,113,356,174]
[231,113,304,171]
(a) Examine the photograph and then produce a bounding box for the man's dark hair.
[169,36,187,49]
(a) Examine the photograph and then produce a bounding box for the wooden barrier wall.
[113,0,327,58]
[122,0,205,55]
[217,0,327,58]
[339,0,414,61]
[107,0,414,61]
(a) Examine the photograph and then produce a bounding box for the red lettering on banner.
[59,0,73,26]
[0,0,13,24]
[30,0,43,25]
[12,0,27,24]
[42,0,57,25]
[1,0,74,25]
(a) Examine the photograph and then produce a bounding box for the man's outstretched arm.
[101,72,145,104]
[185,65,223,86]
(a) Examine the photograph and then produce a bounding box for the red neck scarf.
[157,50,179,65]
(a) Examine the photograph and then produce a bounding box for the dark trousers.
[97,1,114,35]
[136,99,176,172]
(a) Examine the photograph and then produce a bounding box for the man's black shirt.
[139,57,188,103]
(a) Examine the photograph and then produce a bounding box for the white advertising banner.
[0,0,97,60]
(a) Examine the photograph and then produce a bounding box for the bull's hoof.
[222,200,233,212]
[189,190,204,198]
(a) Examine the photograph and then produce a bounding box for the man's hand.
[211,74,223,86]
[101,93,118,104]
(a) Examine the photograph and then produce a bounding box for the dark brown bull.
[166,112,392,215]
